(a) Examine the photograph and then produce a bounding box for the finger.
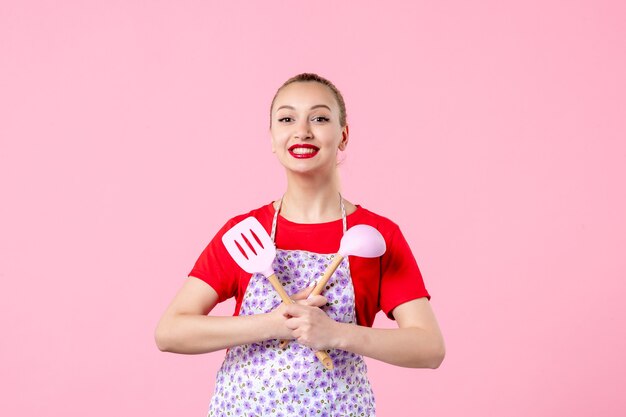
[291,281,317,301]
[299,295,328,308]
[276,303,292,318]
[284,317,300,330]
[284,303,306,317]
[291,328,302,339]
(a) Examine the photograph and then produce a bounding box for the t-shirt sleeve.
[380,224,431,320]
[188,218,242,303]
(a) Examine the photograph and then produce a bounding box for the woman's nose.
[294,119,312,140]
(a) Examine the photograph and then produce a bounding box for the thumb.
[291,280,317,301]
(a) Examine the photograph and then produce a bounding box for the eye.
[312,116,330,122]
[277,117,293,123]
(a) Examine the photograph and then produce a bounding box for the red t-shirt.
[188,202,430,327]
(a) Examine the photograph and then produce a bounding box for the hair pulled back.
[270,73,347,128]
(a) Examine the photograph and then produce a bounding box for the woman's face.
[270,82,348,176]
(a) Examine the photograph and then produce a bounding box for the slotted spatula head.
[221,216,276,278]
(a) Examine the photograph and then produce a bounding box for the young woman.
[155,73,445,416]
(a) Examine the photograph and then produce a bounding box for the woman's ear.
[339,125,349,151]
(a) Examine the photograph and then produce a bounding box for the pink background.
[1,1,625,416]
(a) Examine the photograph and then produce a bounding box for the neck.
[279,169,343,223]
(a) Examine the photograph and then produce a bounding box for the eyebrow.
[275,104,332,112]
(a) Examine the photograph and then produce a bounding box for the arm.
[284,297,445,368]
[154,276,318,354]
[155,277,273,354]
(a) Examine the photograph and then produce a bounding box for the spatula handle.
[267,274,294,305]
[266,273,334,370]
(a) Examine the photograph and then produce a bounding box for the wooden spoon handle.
[266,273,334,370]
[311,254,344,296]
[278,254,344,352]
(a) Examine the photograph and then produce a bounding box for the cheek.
[271,135,287,152]
[325,131,345,148]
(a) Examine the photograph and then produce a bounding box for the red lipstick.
[288,144,319,159]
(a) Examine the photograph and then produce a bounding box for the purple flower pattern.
[208,249,375,416]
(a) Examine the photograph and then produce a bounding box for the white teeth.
[291,147,317,155]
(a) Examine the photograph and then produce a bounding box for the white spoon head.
[339,224,387,258]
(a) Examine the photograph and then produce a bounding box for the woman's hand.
[266,284,332,345]
[265,284,314,340]
[282,295,339,351]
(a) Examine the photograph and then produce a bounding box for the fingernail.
[308,280,317,288]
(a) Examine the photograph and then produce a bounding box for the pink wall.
[1,1,625,416]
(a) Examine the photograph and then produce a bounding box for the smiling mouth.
[288,144,319,158]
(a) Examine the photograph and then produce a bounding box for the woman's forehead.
[273,82,338,110]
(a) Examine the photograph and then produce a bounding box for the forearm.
[334,323,445,369]
[155,313,276,354]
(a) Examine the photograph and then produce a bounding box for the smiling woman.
[155,73,445,416]
[270,80,348,180]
